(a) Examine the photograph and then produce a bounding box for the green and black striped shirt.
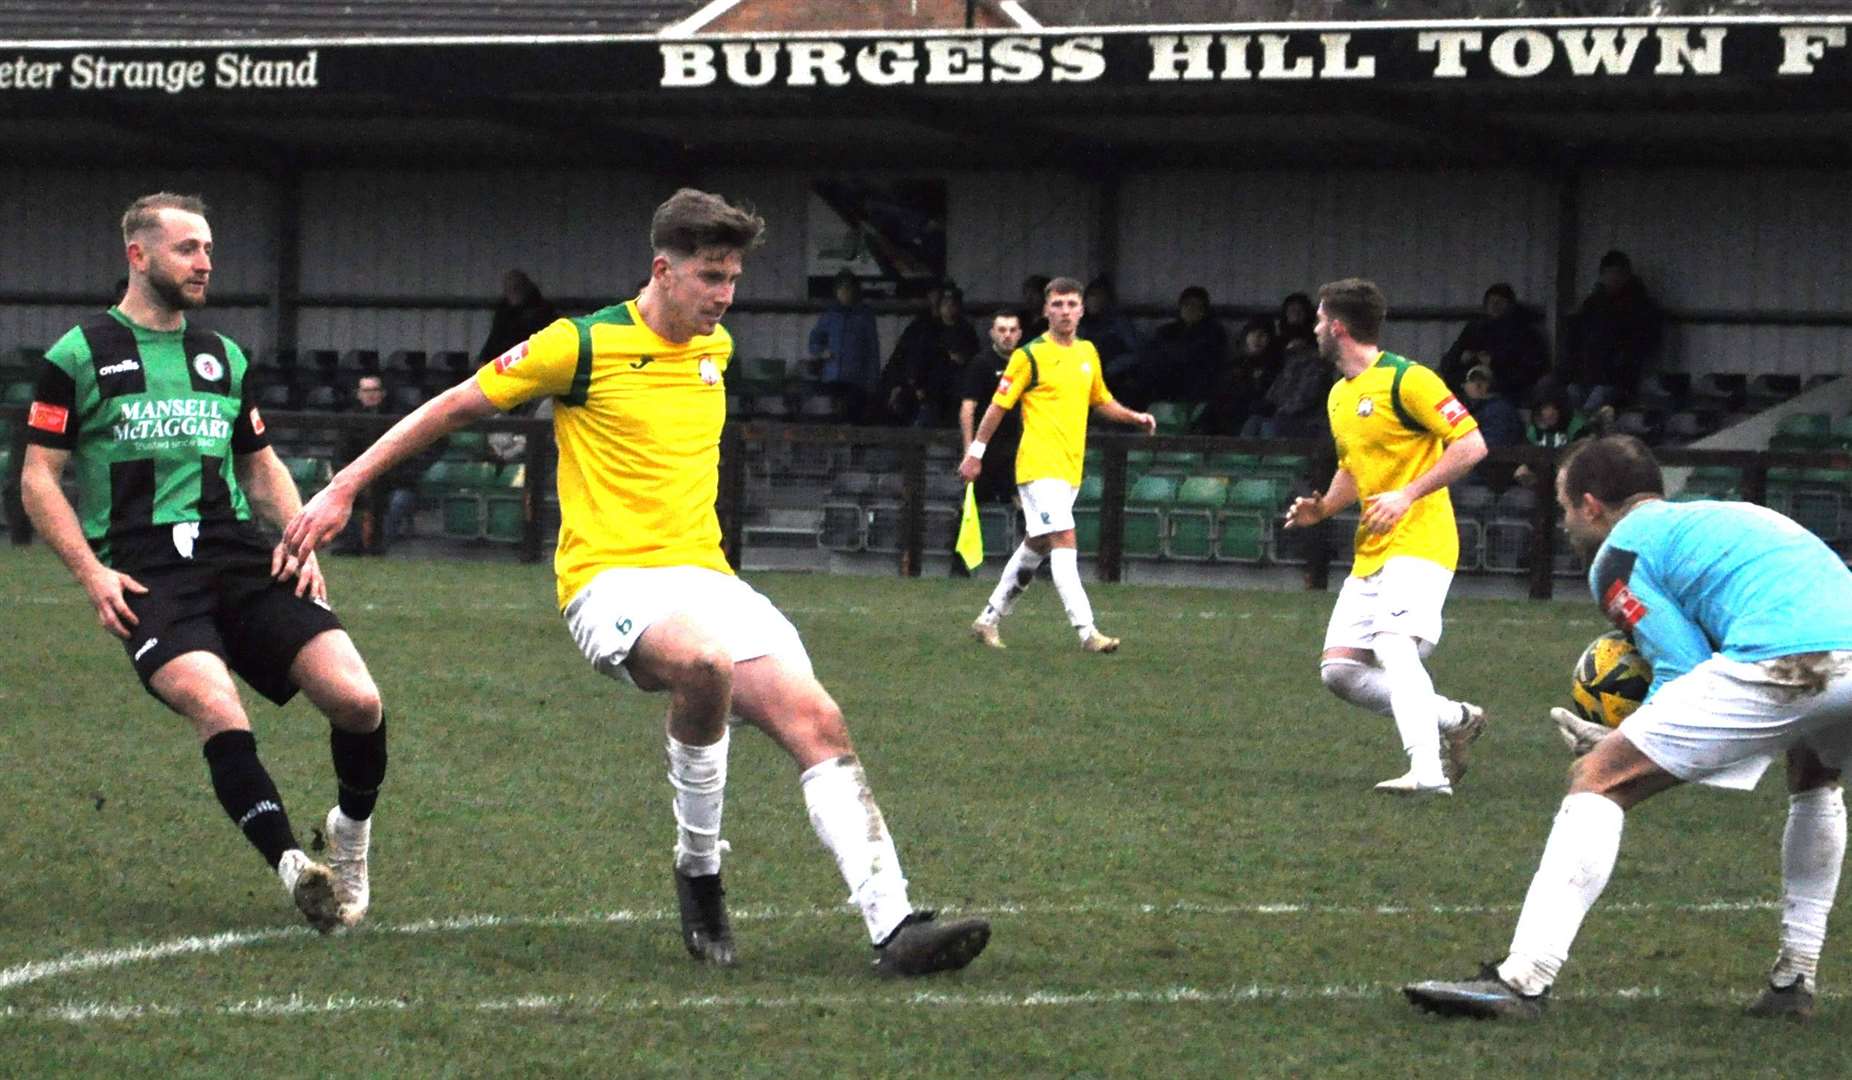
[27,307,268,569]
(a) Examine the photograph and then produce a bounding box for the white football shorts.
[562,565,812,686]
[1323,555,1455,651]
[1019,478,1078,538]
[1618,650,1852,791]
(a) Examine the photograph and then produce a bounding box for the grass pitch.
[0,545,1842,1078]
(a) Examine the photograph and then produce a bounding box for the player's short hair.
[1559,435,1664,507]
[1317,278,1388,344]
[121,192,208,245]
[991,309,1022,327]
[1044,276,1083,300]
[650,188,766,258]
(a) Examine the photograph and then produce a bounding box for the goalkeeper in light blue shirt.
[1407,435,1852,1023]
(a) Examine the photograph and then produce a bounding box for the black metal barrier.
[5,405,1848,601]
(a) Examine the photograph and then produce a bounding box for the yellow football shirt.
[475,300,733,608]
[1325,351,1479,577]
[991,335,1113,486]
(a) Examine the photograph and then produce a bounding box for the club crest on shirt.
[192,353,222,381]
[698,357,720,385]
[1356,397,1375,417]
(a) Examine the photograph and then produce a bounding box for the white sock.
[1500,792,1626,995]
[1372,634,1449,783]
[1320,659,1393,716]
[1047,547,1095,637]
[801,754,912,943]
[1772,785,1846,988]
[981,543,1045,623]
[667,730,729,877]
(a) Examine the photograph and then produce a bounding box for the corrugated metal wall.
[1578,166,1852,378]
[4,164,1849,379]
[1117,168,1560,316]
[0,166,274,356]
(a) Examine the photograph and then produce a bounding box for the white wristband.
[967,440,987,460]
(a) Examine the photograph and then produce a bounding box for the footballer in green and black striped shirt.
[18,192,388,935]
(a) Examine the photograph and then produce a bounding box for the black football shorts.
[120,550,344,706]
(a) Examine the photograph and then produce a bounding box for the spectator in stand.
[1199,317,1282,436]
[1248,335,1333,440]
[476,269,559,366]
[1134,285,1229,405]
[807,270,882,424]
[1080,275,1143,379]
[1560,250,1663,414]
[1277,292,1317,352]
[1438,283,1550,403]
[335,375,436,555]
[1460,364,1524,488]
[1511,380,1593,489]
[1018,274,1051,341]
[918,286,980,428]
[876,281,946,425]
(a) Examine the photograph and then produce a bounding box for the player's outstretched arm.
[236,446,327,601]
[1091,400,1156,435]
[19,444,147,638]
[284,380,502,558]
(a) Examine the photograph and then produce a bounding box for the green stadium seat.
[1123,474,1178,558]
[282,456,329,494]
[1833,416,1852,450]
[443,430,488,460]
[1073,507,1101,554]
[1167,475,1229,560]
[1227,477,1283,510]
[1148,450,1202,474]
[3,382,36,405]
[1077,472,1105,506]
[1215,511,1268,562]
[1147,400,1200,435]
[1770,412,1831,451]
[1205,451,1260,473]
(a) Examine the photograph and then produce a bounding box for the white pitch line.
[0,897,1779,995]
[2,982,1841,1026]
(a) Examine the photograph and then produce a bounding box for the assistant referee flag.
[955,483,984,571]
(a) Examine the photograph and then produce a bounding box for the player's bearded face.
[1314,304,1338,361]
[136,211,212,312]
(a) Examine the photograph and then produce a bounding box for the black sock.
[202,730,297,869]
[330,714,388,821]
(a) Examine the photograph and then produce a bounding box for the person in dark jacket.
[477,269,559,365]
[1249,336,1332,440]
[1199,318,1281,436]
[1439,283,1550,403]
[1560,251,1663,414]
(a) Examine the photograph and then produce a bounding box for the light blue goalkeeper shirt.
[1587,498,1852,700]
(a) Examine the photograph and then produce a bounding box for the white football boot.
[278,848,342,933]
[324,806,372,928]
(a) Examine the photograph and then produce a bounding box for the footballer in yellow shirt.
[286,189,993,976]
[1283,279,1489,797]
[959,277,1154,653]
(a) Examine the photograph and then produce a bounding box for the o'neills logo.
[660,36,1107,89]
[113,398,231,441]
[98,358,141,376]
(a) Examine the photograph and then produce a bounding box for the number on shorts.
[615,618,633,635]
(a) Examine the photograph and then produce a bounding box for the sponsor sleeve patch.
[1602,579,1648,629]
[1436,395,1469,427]
[27,401,69,434]
[250,407,266,436]
[492,341,529,375]
[995,376,1013,396]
